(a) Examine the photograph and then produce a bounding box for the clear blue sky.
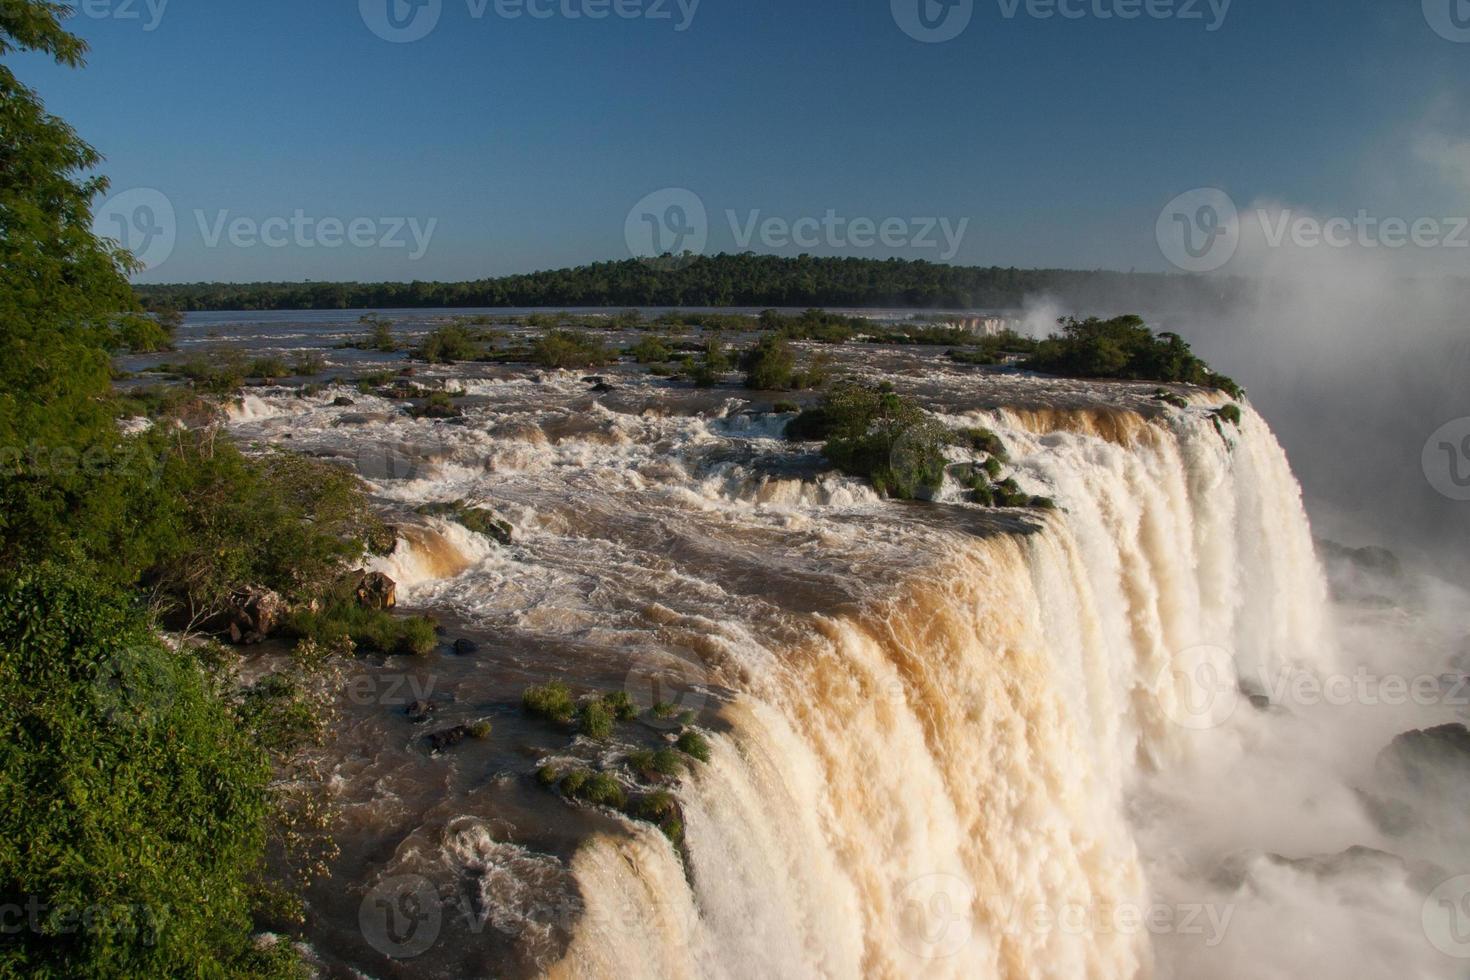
[13,0,1470,282]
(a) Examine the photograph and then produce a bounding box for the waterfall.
[550,403,1335,979]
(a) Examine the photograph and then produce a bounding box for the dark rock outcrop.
[226,587,286,645]
[427,725,470,752]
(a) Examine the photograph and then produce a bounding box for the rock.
[1378,723,1470,787]
[453,638,479,656]
[355,572,397,610]
[399,367,417,377]
[226,587,286,645]
[591,382,616,394]
[406,700,436,724]
[427,725,470,752]
[581,376,605,385]
[333,396,355,407]
[416,501,514,545]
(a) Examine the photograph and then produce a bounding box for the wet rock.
[453,638,479,656]
[226,587,286,645]
[1378,723,1470,787]
[581,376,605,385]
[591,382,616,394]
[406,700,436,724]
[399,367,417,377]
[416,500,514,545]
[427,725,470,752]
[354,571,397,610]
[332,396,355,407]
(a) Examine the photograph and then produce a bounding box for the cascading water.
[214,329,1454,979]
[545,403,1335,979]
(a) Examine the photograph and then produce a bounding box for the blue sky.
[14,0,1470,281]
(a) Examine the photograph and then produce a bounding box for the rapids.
[198,318,1461,979]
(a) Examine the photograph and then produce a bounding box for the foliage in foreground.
[0,567,297,978]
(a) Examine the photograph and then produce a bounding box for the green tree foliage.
[794,383,951,500]
[0,566,296,977]
[134,254,1216,312]
[531,329,612,369]
[1026,315,1243,398]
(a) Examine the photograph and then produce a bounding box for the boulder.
[406,700,436,724]
[453,638,479,656]
[367,523,399,557]
[333,396,355,407]
[355,572,397,610]
[416,501,514,546]
[427,725,470,752]
[226,587,286,645]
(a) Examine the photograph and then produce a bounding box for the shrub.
[816,383,950,500]
[1026,315,1243,398]
[635,790,684,843]
[559,769,590,796]
[286,603,438,656]
[291,352,326,376]
[774,400,800,414]
[676,730,712,763]
[578,699,615,740]
[532,329,612,370]
[360,315,397,352]
[469,720,493,739]
[0,566,290,976]
[742,335,796,390]
[418,324,480,364]
[246,355,290,379]
[628,747,683,780]
[523,681,575,724]
[953,427,1008,461]
[649,701,678,719]
[629,336,674,363]
[536,764,562,787]
[579,773,627,809]
[603,691,638,721]
[412,389,461,420]
[1213,403,1243,426]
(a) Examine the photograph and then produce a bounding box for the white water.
[548,404,1347,979]
[222,369,1461,978]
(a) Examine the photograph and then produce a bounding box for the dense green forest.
[134,254,1227,312]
